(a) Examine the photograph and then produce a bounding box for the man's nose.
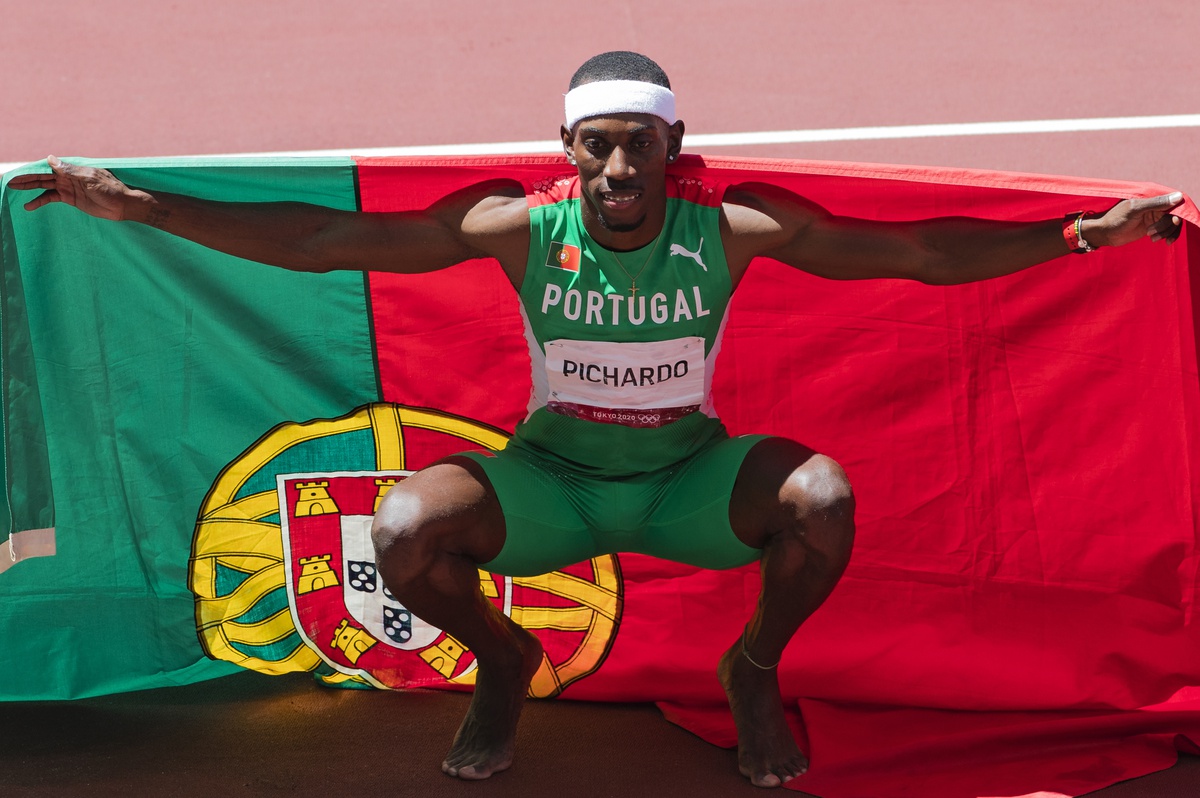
[604,147,635,181]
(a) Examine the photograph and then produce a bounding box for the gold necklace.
[610,235,664,296]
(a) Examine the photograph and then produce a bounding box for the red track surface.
[5,1,1198,193]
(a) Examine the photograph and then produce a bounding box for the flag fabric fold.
[2,153,1199,798]
[0,174,56,573]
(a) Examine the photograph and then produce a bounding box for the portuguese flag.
[3,154,1200,797]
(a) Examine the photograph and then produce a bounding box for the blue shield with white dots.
[382,606,413,644]
[347,560,377,592]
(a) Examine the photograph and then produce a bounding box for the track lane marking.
[4,113,1199,174]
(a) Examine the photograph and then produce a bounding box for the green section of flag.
[0,168,55,567]
[0,158,378,699]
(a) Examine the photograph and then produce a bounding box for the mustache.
[599,179,645,193]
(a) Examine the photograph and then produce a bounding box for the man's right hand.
[9,155,145,222]
[6,156,530,283]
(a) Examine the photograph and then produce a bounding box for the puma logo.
[669,238,707,271]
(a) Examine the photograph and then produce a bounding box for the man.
[11,51,1183,788]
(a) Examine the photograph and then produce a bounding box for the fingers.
[7,156,71,183]
[1149,213,1182,243]
[1117,191,1188,245]
[7,156,72,194]
[1129,191,1185,213]
[22,191,62,212]
[46,155,80,180]
[7,158,69,211]
[46,154,78,182]
[6,154,70,188]
[6,173,58,190]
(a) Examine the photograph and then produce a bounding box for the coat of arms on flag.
[547,241,581,272]
[281,471,507,685]
[190,402,623,696]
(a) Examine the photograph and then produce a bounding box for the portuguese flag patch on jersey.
[547,240,581,272]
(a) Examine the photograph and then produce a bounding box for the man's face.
[561,113,683,244]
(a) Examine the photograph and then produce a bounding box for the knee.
[784,455,855,555]
[370,486,430,572]
[789,455,854,515]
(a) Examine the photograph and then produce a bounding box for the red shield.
[280,471,510,689]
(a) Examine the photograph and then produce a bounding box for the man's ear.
[561,125,577,165]
[666,119,685,162]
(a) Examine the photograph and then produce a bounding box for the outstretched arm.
[9,156,531,283]
[723,182,1184,286]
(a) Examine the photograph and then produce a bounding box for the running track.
[4,1,1198,196]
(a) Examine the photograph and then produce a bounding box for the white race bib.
[543,337,705,427]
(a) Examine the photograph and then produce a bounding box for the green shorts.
[459,433,770,576]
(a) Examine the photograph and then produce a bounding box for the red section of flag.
[355,161,543,434]
[353,154,1200,798]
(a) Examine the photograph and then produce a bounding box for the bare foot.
[718,641,808,788]
[441,625,543,780]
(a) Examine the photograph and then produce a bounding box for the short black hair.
[568,51,671,90]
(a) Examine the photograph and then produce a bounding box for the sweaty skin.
[8,116,1184,788]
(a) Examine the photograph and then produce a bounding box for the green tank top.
[512,173,733,476]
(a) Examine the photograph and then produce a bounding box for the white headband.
[564,80,677,129]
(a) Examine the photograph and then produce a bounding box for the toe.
[752,771,783,788]
[456,764,488,780]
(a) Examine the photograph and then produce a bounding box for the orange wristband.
[1062,212,1095,253]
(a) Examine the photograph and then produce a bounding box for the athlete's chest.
[528,210,728,343]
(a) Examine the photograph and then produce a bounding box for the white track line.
[4,113,1198,175]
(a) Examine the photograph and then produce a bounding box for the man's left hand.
[1083,191,1185,249]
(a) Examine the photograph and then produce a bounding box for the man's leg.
[370,456,541,780]
[720,438,856,788]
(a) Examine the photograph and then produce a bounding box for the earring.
[667,154,677,162]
